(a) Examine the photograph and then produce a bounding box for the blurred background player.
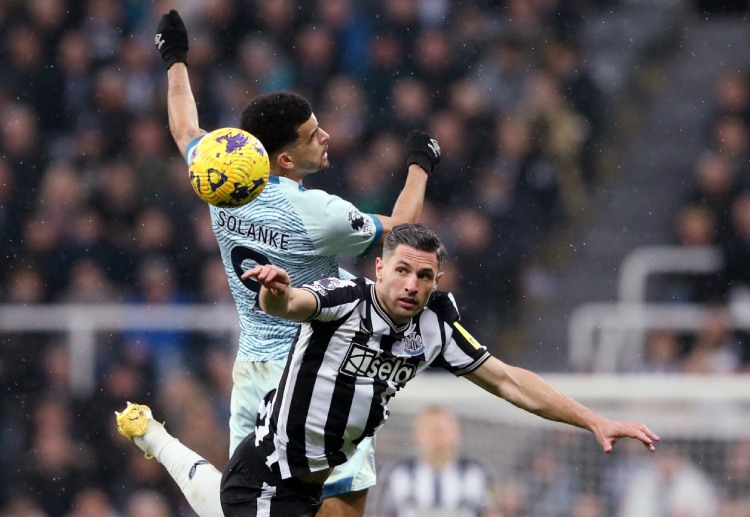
[116,9,441,517]
[374,406,500,517]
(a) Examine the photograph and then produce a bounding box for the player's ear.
[375,257,384,280]
[277,151,294,170]
[433,271,444,290]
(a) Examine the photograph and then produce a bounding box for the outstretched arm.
[155,10,206,156]
[241,264,317,321]
[167,63,205,156]
[374,131,440,242]
[465,357,660,453]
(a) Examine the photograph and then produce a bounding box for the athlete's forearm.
[259,286,316,322]
[166,63,204,156]
[258,286,292,319]
[468,358,602,433]
[501,365,603,432]
[376,165,428,242]
[391,164,428,221]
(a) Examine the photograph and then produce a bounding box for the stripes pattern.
[378,458,493,517]
[258,279,491,480]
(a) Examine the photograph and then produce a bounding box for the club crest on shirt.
[348,209,374,238]
[402,333,425,356]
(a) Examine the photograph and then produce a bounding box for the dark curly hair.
[239,91,313,156]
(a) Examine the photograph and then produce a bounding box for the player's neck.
[274,168,305,184]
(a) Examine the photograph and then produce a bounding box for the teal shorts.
[230,360,377,497]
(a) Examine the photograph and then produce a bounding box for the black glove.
[405,130,441,173]
[155,10,188,69]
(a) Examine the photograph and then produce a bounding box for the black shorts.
[220,432,323,517]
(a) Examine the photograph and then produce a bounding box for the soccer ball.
[188,127,270,207]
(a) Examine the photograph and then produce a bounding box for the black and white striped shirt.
[378,457,494,517]
[256,276,490,480]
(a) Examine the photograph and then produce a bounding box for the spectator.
[706,70,750,134]
[637,329,685,374]
[520,446,576,517]
[709,114,750,175]
[617,445,718,517]
[123,490,174,517]
[0,492,49,517]
[718,438,750,516]
[65,486,120,517]
[543,38,607,192]
[683,151,740,240]
[121,256,190,381]
[663,204,723,303]
[375,406,499,517]
[682,305,743,374]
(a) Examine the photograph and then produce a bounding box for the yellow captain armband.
[453,321,483,350]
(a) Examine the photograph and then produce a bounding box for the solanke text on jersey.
[215,209,291,250]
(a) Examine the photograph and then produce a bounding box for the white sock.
[134,420,223,517]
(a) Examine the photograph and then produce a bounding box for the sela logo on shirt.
[340,343,417,384]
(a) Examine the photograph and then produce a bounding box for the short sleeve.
[291,188,383,257]
[300,277,366,322]
[185,135,205,165]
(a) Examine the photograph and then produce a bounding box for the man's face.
[414,411,461,464]
[375,244,443,325]
[287,113,330,175]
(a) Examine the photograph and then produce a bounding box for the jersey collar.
[271,174,306,191]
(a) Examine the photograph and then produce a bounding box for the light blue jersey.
[186,136,383,362]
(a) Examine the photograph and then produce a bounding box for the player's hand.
[243,264,291,297]
[594,419,660,453]
[155,9,188,70]
[405,130,441,174]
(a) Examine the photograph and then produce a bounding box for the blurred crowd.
[0,0,683,514]
[638,66,750,375]
[487,431,750,517]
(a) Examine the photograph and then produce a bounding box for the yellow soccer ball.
[188,127,270,207]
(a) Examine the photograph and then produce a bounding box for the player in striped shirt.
[219,223,660,516]
[116,10,440,517]
[374,406,498,517]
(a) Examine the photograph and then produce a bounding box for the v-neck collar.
[370,284,412,335]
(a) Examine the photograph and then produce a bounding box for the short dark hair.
[383,223,446,268]
[239,91,312,156]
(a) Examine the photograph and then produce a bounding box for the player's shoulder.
[304,276,370,308]
[426,290,460,323]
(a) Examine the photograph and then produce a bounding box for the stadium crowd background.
[1,0,750,515]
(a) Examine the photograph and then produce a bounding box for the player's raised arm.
[242,265,317,321]
[155,10,206,156]
[374,131,440,242]
[465,357,660,453]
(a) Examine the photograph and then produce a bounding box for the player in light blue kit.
[115,9,440,517]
